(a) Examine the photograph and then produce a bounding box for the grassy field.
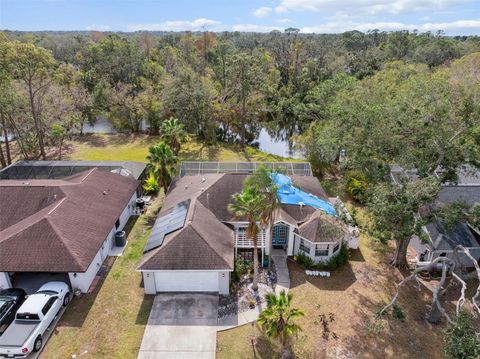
[40,194,163,359]
[217,206,464,359]
[65,134,297,163]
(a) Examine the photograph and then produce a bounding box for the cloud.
[277,18,294,24]
[300,19,480,33]
[232,24,282,32]
[127,18,222,32]
[276,0,473,15]
[253,6,273,18]
[86,24,110,31]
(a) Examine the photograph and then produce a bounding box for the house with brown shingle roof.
[0,168,140,293]
[138,163,358,295]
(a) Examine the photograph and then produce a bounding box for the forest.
[1,28,479,163]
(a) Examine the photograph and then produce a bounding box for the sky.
[1,0,479,35]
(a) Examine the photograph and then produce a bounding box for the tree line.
[1,29,479,164]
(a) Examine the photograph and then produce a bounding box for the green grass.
[41,194,164,359]
[65,134,299,163]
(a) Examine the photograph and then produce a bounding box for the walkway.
[138,293,219,359]
[271,249,291,296]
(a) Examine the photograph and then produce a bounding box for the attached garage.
[138,180,234,295]
[142,270,230,294]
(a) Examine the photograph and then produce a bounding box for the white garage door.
[154,271,219,292]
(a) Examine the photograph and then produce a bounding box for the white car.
[0,282,70,358]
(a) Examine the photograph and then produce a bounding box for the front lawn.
[217,209,451,359]
[40,194,163,359]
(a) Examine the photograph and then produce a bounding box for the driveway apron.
[138,293,218,359]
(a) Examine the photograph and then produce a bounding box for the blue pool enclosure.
[271,173,337,216]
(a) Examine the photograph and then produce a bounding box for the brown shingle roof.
[138,172,334,271]
[0,169,139,272]
[138,201,234,270]
[298,211,347,243]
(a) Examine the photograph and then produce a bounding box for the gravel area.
[218,264,277,319]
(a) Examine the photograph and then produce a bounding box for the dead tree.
[380,245,480,325]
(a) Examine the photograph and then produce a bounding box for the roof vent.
[202,177,206,183]
[22,182,30,186]
[201,187,205,192]
[185,184,189,190]
[103,190,108,195]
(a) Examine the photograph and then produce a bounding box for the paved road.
[138,293,219,359]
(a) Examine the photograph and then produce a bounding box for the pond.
[252,128,304,159]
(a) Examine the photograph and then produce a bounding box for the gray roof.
[437,186,480,208]
[390,164,480,187]
[426,221,480,251]
[0,160,146,180]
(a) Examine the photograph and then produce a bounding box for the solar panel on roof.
[143,199,190,253]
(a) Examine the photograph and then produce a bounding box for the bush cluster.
[143,172,159,194]
[294,243,350,271]
[346,171,368,201]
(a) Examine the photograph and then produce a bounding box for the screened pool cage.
[179,161,312,177]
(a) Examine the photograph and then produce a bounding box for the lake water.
[253,128,304,159]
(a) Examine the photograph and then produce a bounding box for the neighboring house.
[390,165,480,267]
[0,167,140,293]
[138,162,358,295]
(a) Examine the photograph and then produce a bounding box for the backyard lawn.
[65,133,296,163]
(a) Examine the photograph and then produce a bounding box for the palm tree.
[246,166,280,270]
[146,141,177,194]
[258,291,304,356]
[160,117,190,155]
[228,186,265,291]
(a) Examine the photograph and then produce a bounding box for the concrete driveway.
[138,293,219,359]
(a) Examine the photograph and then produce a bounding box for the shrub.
[444,311,480,359]
[392,305,405,322]
[233,258,253,282]
[327,242,350,270]
[327,256,338,271]
[143,172,159,194]
[295,253,314,269]
[346,172,368,201]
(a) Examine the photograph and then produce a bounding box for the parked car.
[0,289,27,335]
[0,282,69,358]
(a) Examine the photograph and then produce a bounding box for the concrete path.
[217,304,264,330]
[271,249,290,295]
[138,293,219,359]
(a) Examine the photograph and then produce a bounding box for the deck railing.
[234,228,266,248]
